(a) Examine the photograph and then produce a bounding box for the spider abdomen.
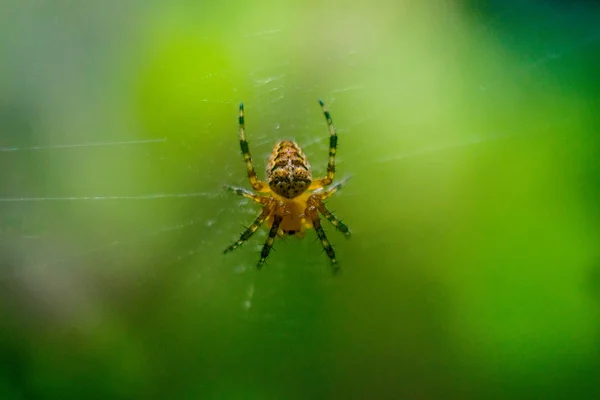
[266,140,312,198]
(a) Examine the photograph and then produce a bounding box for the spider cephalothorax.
[224,100,349,273]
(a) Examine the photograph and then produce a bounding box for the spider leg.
[309,99,338,190]
[317,202,350,237]
[223,206,272,254]
[306,198,339,274]
[257,214,283,269]
[313,176,351,200]
[238,102,269,193]
[224,185,268,205]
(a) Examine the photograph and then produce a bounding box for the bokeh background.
[1,0,600,398]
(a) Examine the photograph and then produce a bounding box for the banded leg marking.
[238,102,269,192]
[311,215,339,274]
[314,176,350,200]
[224,185,267,205]
[224,207,271,254]
[317,203,350,236]
[310,99,338,189]
[257,214,283,269]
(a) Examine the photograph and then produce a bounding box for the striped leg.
[306,196,339,273]
[238,102,269,192]
[312,176,350,200]
[224,185,268,205]
[317,202,350,237]
[257,214,283,269]
[311,214,339,274]
[310,99,338,190]
[224,207,272,254]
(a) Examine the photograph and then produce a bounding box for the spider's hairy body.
[224,100,350,274]
[265,191,312,237]
[267,140,312,199]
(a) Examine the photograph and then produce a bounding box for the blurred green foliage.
[1,1,599,399]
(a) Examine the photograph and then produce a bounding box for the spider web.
[1,3,600,396]
[1,1,599,316]
[0,3,362,326]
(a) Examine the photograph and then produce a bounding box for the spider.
[223,100,350,274]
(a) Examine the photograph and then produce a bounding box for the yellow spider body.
[264,191,311,237]
[224,100,350,273]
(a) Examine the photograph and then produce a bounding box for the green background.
[1,1,599,399]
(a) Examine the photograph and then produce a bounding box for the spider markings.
[266,140,312,199]
[238,103,269,193]
[223,100,350,274]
